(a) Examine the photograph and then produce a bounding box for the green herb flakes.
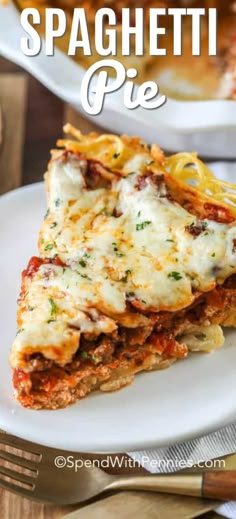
[48,297,57,317]
[77,271,92,281]
[80,351,88,360]
[136,221,152,231]
[16,328,24,335]
[79,260,87,268]
[112,242,124,257]
[168,271,182,281]
[120,269,131,283]
[44,243,54,251]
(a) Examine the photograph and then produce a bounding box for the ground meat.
[185,221,207,237]
[136,172,166,193]
[203,203,235,223]
[86,161,112,189]
[92,338,115,364]
[118,325,154,346]
[27,354,53,372]
[13,275,236,409]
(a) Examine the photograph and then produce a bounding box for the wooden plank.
[0,56,22,74]
[63,105,103,135]
[22,75,64,186]
[0,74,27,194]
[0,490,75,519]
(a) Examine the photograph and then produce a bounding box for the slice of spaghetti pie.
[10,126,236,409]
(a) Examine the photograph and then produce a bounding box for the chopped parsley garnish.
[128,291,135,297]
[79,259,87,268]
[80,350,88,360]
[120,269,131,283]
[55,198,61,207]
[211,252,215,257]
[202,222,208,230]
[146,159,154,165]
[137,211,141,217]
[195,333,207,341]
[112,242,124,257]
[166,239,174,243]
[128,171,136,176]
[50,222,58,229]
[44,209,50,219]
[141,299,147,304]
[136,221,152,231]
[77,271,92,280]
[28,306,34,312]
[62,267,66,274]
[168,271,182,281]
[44,243,54,251]
[48,297,57,317]
[16,328,24,335]
[186,221,209,238]
[47,319,56,324]
[113,153,120,159]
[101,207,110,216]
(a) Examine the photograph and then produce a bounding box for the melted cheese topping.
[12,154,236,367]
[41,155,236,308]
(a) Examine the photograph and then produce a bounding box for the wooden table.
[0,54,227,519]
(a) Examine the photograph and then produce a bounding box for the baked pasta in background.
[10,126,236,409]
[14,0,236,99]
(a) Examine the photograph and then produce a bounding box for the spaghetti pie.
[10,126,236,409]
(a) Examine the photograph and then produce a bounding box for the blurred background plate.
[0,1,236,159]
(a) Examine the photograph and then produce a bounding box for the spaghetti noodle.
[60,123,236,215]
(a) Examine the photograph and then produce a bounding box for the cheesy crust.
[10,128,236,409]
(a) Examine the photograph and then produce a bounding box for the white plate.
[0,2,236,159]
[1,180,236,453]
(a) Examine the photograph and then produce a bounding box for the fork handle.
[202,471,236,501]
[106,471,236,501]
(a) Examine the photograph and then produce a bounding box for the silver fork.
[1,431,236,505]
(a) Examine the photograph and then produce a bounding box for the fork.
[1,431,236,505]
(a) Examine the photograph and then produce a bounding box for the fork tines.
[0,431,40,498]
